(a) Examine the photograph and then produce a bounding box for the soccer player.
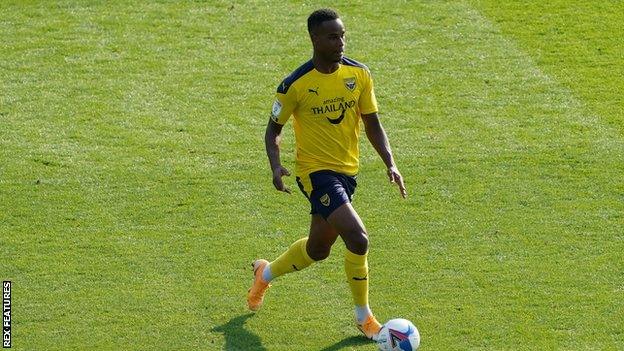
[247,8,407,340]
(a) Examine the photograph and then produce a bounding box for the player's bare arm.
[265,118,291,194]
[361,113,407,198]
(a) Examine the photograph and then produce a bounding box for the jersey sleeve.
[358,69,378,115]
[270,82,297,125]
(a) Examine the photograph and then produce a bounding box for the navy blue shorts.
[296,170,357,219]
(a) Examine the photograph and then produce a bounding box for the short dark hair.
[307,8,340,34]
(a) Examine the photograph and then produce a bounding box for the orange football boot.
[247,259,271,311]
[357,314,382,340]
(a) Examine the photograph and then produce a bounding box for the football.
[376,318,420,351]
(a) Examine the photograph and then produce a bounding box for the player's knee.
[345,229,368,255]
[307,246,331,261]
[306,238,332,261]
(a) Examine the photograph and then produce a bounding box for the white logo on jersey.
[271,100,282,122]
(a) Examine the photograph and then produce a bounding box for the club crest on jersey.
[344,77,356,91]
[320,194,330,207]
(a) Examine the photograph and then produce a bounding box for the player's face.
[311,19,345,62]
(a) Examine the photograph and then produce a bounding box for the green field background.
[1,1,623,350]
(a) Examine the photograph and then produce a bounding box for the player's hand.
[387,166,407,199]
[272,165,292,194]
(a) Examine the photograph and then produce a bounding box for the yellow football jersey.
[271,57,378,190]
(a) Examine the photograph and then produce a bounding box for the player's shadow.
[212,313,267,351]
[319,335,371,351]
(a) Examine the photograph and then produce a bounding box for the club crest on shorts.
[320,193,330,207]
[344,77,356,91]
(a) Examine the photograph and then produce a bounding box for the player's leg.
[246,236,313,311]
[265,213,337,279]
[327,202,382,340]
[306,213,340,260]
[247,215,338,311]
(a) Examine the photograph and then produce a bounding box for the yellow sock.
[344,250,369,307]
[269,238,315,278]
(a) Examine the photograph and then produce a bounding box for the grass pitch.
[1,1,623,350]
